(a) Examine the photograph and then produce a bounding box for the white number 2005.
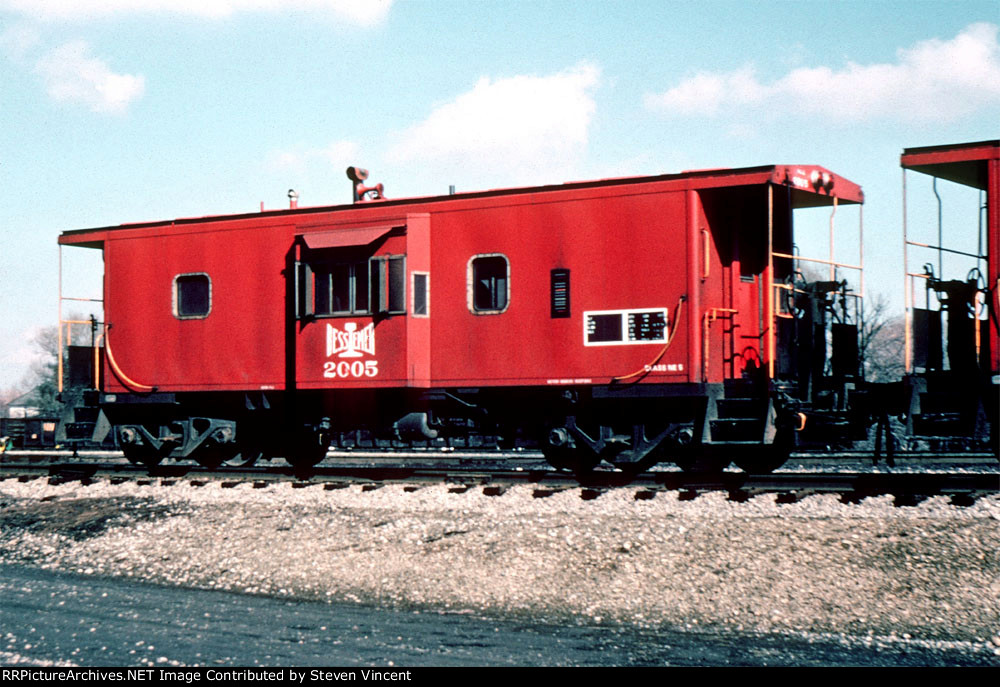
[323,360,379,378]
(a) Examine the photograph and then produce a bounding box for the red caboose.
[59,162,864,471]
[901,140,999,451]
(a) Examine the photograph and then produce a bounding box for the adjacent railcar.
[900,140,999,452]
[58,163,865,471]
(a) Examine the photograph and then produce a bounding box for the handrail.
[904,240,986,261]
[702,308,738,381]
[771,252,862,271]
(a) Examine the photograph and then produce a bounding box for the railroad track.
[1,455,996,505]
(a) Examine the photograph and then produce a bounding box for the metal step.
[710,417,762,442]
[715,398,764,419]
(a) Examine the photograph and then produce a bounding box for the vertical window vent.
[550,268,570,318]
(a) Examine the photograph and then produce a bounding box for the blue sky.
[1,0,998,391]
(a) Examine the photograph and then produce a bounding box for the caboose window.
[370,255,406,315]
[309,255,405,317]
[173,273,211,319]
[315,261,369,315]
[412,272,429,317]
[469,254,509,313]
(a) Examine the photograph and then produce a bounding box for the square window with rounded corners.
[173,273,211,319]
[468,254,509,314]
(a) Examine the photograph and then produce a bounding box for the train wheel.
[540,445,599,474]
[231,435,265,467]
[285,419,332,470]
[191,445,241,469]
[122,445,164,468]
[673,450,731,473]
[231,450,263,468]
[285,449,326,469]
[732,439,790,474]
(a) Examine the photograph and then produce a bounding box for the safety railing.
[765,189,864,378]
[901,171,989,373]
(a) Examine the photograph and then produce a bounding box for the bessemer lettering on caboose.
[326,322,376,359]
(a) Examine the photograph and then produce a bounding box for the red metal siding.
[103,222,289,392]
[426,190,692,386]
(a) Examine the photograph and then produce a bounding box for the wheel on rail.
[285,449,326,469]
[190,445,241,469]
[285,419,332,469]
[122,445,165,468]
[285,436,329,469]
[231,436,267,468]
[672,450,731,473]
[731,442,790,474]
[230,450,263,468]
[540,445,600,474]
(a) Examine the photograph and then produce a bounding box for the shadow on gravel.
[0,496,178,540]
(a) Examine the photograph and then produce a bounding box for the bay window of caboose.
[314,262,367,315]
[469,254,509,314]
[307,255,405,318]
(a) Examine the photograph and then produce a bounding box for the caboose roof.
[59,163,863,248]
[901,139,1000,191]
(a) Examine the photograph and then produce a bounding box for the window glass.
[175,274,210,318]
[412,273,428,316]
[314,262,369,315]
[305,255,404,317]
[352,260,369,312]
[388,257,406,313]
[314,267,330,314]
[471,255,508,312]
[330,264,352,313]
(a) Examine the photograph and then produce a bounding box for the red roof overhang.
[300,225,395,249]
[900,140,1000,191]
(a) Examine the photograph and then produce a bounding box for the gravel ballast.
[1,477,998,659]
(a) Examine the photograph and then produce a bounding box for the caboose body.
[59,163,864,470]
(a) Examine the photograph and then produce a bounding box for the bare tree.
[14,314,97,416]
[859,292,905,382]
[20,326,62,414]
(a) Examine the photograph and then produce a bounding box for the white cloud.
[267,139,361,174]
[0,23,40,61]
[0,0,393,25]
[35,40,144,114]
[388,62,601,187]
[646,22,1000,122]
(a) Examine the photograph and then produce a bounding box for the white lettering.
[324,360,379,379]
[326,322,375,358]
